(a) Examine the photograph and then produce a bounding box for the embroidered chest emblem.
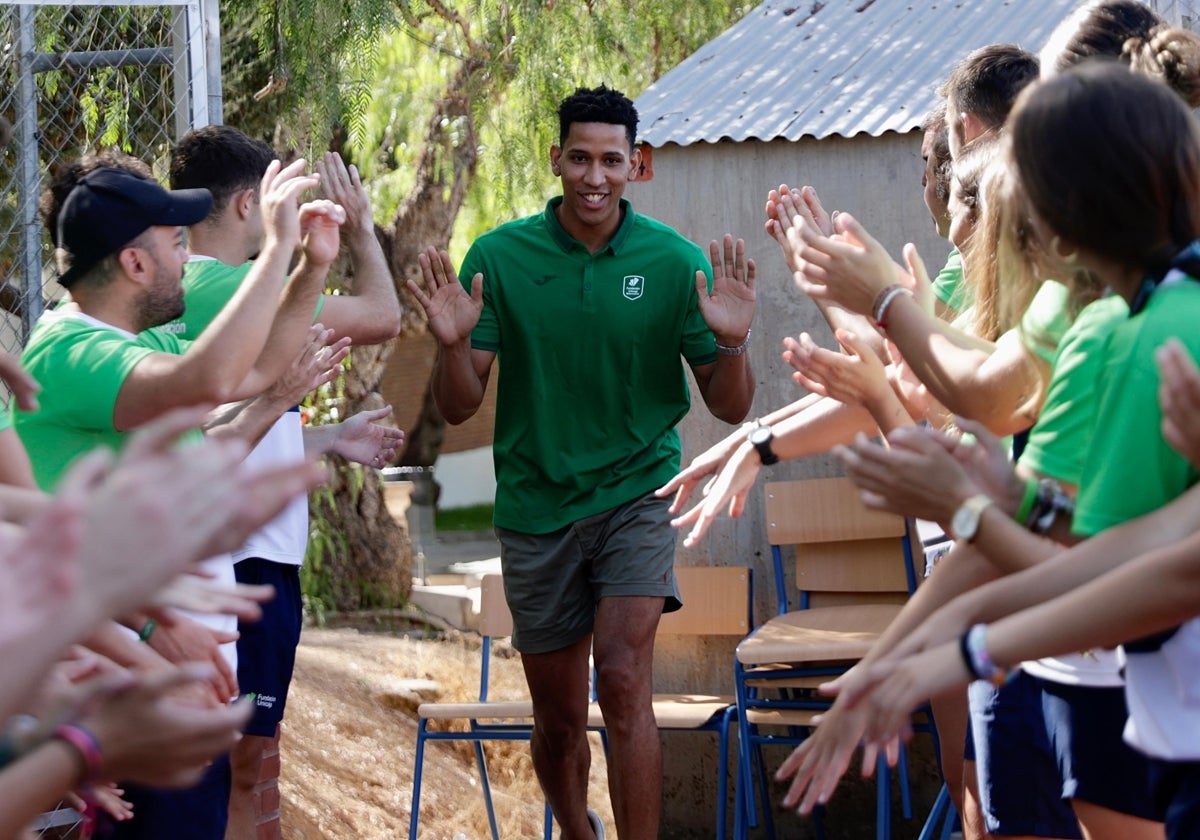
[623,275,645,300]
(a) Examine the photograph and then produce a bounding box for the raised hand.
[316,152,374,236]
[833,428,982,526]
[259,158,321,253]
[409,247,483,347]
[774,687,876,815]
[147,610,239,703]
[328,405,404,468]
[784,329,892,410]
[298,198,347,268]
[696,234,755,347]
[788,213,902,316]
[265,323,352,406]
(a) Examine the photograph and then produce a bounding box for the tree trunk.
[312,62,480,608]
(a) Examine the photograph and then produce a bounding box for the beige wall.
[628,132,947,836]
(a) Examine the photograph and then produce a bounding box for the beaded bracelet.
[1012,477,1038,524]
[53,724,104,783]
[873,286,914,330]
[964,624,1010,686]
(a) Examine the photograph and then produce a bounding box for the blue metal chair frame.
[732,479,921,840]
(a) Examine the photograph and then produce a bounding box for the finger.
[356,405,394,423]
[695,270,709,301]
[902,242,931,288]
[722,233,735,282]
[801,186,834,237]
[211,648,238,700]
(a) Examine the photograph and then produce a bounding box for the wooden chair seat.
[736,603,902,667]
[744,707,823,728]
[418,699,534,721]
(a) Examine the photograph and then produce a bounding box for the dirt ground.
[278,625,614,840]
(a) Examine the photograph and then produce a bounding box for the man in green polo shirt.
[409,86,755,840]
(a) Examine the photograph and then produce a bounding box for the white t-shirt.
[1123,618,1200,760]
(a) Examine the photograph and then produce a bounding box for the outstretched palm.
[409,247,483,346]
[697,234,756,344]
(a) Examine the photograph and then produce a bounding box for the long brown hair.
[1011,61,1200,295]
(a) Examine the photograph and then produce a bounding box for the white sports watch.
[951,495,994,542]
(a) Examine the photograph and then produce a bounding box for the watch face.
[749,426,771,446]
[952,501,980,541]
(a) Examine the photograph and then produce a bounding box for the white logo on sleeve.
[623,275,645,300]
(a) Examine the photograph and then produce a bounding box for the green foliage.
[435,502,495,533]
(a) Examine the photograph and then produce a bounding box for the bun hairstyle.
[1124,26,1200,107]
[1044,1,1200,106]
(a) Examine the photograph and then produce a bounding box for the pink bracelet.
[53,724,104,783]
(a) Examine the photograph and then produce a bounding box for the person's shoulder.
[183,258,252,289]
[628,211,706,258]
[473,212,546,245]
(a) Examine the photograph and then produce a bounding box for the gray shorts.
[495,491,682,655]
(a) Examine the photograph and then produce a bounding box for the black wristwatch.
[747,422,779,466]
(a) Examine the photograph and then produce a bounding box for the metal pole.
[201,0,222,125]
[15,5,43,342]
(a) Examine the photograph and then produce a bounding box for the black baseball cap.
[56,167,213,288]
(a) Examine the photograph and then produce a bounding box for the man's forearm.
[700,354,755,424]
[343,224,402,343]
[431,341,487,425]
[230,253,331,400]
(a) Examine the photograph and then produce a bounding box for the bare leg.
[961,761,991,840]
[225,731,273,840]
[593,595,664,840]
[931,688,969,819]
[1072,800,1164,840]
[523,634,596,840]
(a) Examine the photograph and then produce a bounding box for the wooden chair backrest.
[657,565,751,636]
[479,574,514,638]
[764,479,912,607]
[478,567,751,639]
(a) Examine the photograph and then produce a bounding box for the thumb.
[903,243,931,288]
[695,269,710,298]
[834,328,872,362]
[356,405,393,423]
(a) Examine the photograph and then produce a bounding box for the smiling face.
[550,121,640,252]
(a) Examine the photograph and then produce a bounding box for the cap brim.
[156,187,213,227]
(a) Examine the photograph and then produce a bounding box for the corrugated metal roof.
[636,0,1082,146]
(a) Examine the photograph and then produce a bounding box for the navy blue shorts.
[103,754,230,839]
[234,558,302,737]
[969,673,1083,837]
[1038,678,1160,820]
[1149,759,1200,840]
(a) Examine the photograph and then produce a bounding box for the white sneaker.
[586,808,605,840]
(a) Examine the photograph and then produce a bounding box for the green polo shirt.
[463,197,717,534]
[15,311,191,490]
[1074,279,1200,536]
[161,257,325,340]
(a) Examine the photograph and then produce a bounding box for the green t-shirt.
[932,249,970,313]
[463,198,716,534]
[15,311,189,490]
[1073,279,1200,536]
[1019,280,1073,367]
[162,257,324,340]
[1020,295,1128,486]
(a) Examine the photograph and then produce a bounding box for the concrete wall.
[627,132,947,837]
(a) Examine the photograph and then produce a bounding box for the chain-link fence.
[0,7,220,832]
[0,1,220,367]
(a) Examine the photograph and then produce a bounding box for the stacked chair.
[733,477,920,840]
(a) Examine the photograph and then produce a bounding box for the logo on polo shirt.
[623,275,645,300]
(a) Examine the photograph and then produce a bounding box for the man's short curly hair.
[557,85,638,149]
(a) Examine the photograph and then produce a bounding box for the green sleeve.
[1019,296,1126,486]
[931,249,971,312]
[1019,280,1073,366]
